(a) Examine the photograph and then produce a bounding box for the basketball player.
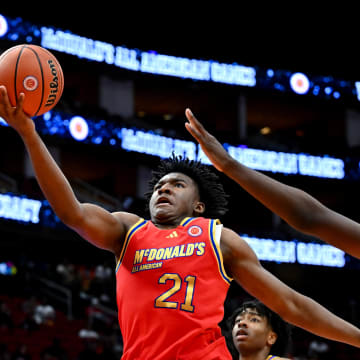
[226,299,292,360]
[1,87,360,360]
[185,108,360,259]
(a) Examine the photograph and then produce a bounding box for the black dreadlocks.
[145,154,229,219]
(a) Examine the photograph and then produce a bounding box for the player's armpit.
[69,204,141,256]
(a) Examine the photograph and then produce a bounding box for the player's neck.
[151,215,191,229]
[153,222,179,230]
[239,349,271,360]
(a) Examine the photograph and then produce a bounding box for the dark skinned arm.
[185,108,360,259]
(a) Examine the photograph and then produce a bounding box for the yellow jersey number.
[155,273,196,312]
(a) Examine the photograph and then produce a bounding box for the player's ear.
[194,201,205,215]
[267,330,278,346]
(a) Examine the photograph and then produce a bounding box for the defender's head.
[228,299,292,358]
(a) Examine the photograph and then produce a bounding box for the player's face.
[232,308,277,356]
[149,172,204,223]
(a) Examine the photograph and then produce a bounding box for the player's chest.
[127,224,209,274]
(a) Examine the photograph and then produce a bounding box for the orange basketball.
[0,44,64,117]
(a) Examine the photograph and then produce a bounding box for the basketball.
[0,44,64,117]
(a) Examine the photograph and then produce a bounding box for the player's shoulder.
[111,211,145,232]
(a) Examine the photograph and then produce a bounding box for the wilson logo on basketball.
[23,76,38,91]
[45,59,59,107]
[188,225,202,237]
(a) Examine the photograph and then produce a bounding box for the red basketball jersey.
[116,216,232,360]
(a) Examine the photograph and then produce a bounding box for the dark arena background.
[0,9,360,359]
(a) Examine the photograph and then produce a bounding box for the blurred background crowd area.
[0,9,360,359]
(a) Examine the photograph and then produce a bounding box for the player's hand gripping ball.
[0,44,64,117]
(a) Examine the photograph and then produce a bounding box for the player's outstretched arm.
[221,227,360,348]
[0,86,138,254]
[185,108,360,259]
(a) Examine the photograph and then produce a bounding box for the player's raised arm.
[221,227,360,348]
[0,86,137,255]
[185,108,360,259]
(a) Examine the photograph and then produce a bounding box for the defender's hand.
[185,108,233,172]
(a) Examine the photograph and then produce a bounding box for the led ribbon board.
[0,193,42,223]
[1,14,360,103]
[0,192,63,229]
[0,112,345,179]
[242,236,345,268]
